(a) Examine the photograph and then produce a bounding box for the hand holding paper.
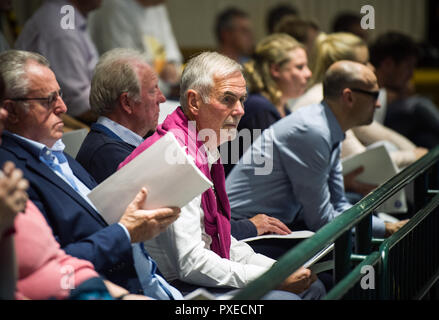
[119,187,181,243]
[277,267,316,294]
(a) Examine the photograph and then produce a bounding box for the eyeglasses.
[8,90,63,109]
[349,88,380,101]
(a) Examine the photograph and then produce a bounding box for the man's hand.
[0,161,28,234]
[384,219,409,237]
[344,166,377,196]
[249,214,292,236]
[277,267,317,294]
[119,187,180,243]
[414,147,428,160]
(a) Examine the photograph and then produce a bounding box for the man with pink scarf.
[119,52,325,299]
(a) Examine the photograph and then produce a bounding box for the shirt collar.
[97,116,144,147]
[4,130,65,160]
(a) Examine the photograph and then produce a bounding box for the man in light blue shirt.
[15,0,101,123]
[226,60,407,238]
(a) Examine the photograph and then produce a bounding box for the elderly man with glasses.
[0,49,183,299]
[226,60,408,239]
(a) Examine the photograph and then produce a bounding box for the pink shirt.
[14,201,98,300]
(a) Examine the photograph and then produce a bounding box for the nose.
[54,96,67,114]
[305,66,312,80]
[158,89,166,104]
[234,100,245,117]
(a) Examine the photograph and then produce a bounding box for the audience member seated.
[274,16,320,57]
[76,48,166,183]
[119,51,326,300]
[226,61,407,240]
[0,49,182,299]
[0,73,148,300]
[331,11,368,41]
[88,0,183,98]
[15,0,101,125]
[290,32,427,186]
[76,48,273,242]
[214,7,255,64]
[265,3,300,35]
[370,31,439,149]
[223,33,311,177]
[0,0,13,52]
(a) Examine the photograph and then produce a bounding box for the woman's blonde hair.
[243,33,303,106]
[309,32,367,87]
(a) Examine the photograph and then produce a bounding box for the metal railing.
[232,146,439,300]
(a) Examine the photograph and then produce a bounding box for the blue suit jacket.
[0,133,143,293]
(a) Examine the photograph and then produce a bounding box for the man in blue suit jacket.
[76,48,166,184]
[76,48,292,243]
[0,50,182,299]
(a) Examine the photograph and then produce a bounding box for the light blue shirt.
[96,116,144,146]
[15,0,98,117]
[226,102,386,238]
[92,120,183,300]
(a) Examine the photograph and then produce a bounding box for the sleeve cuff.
[117,222,131,243]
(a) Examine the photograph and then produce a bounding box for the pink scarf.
[119,107,231,259]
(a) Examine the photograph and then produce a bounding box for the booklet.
[342,142,407,214]
[87,132,213,225]
[302,243,334,274]
[241,230,315,243]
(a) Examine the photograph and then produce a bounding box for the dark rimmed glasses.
[7,90,63,109]
[349,88,380,101]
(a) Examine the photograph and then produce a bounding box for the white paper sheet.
[87,132,213,224]
[342,142,407,213]
[242,230,315,243]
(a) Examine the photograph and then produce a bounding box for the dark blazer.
[0,133,143,293]
[76,124,136,184]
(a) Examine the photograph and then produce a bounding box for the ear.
[186,89,200,117]
[119,92,134,115]
[269,63,281,79]
[3,100,20,124]
[341,88,354,108]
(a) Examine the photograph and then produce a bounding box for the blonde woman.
[238,33,311,133]
[289,32,427,181]
[224,33,311,177]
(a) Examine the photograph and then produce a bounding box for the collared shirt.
[226,102,386,238]
[96,116,144,147]
[143,144,276,288]
[15,0,98,117]
[7,132,96,208]
[94,119,182,300]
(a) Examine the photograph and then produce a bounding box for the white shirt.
[143,146,275,288]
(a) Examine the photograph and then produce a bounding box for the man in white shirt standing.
[119,51,326,299]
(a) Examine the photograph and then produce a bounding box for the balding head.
[323,60,380,130]
[323,60,377,100]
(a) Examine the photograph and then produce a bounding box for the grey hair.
[179,51,243,110]
[90,48,149,116]
[323,61,365,99]
[0,50,50,104]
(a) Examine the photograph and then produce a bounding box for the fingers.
[268,218,292,234]
[129,187,148,210]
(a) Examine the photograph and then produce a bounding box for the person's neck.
[105,113,150,138]
[276,97,288,118]
[324,99,350,132]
